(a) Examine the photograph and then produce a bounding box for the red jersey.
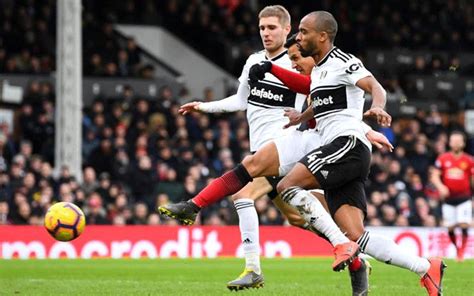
[435,152,474,199]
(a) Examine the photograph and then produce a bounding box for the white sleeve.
[198,57,252,113]
[361,121,372,134]
[341,57,373,85]
[198,88,248,113]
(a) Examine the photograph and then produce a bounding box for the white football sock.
[301,222,314,232]
[282,187,349,246]
[234,198,261,274]
[357,231,430,276]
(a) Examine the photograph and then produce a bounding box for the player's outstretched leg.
[280,186,359,271]
[158,200,200,225]
[349,257,372,296]
[273,193,372,294]
[227,269,264,291]
[355,231,446,296]
[159,143,280,224]
[158,163,253,224]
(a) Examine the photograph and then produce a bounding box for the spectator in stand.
[116,49,130,77]
[82,166,99,196]
[108,192,129,223]
[126,38,141,71]
[147,213,161,225]
[85,192,108,225]
[96,172,112,204]
[140,64,155,79]
[103,62,118,77]
[0,133,14,169]
[0,201,10,224]
[85,53,104,76]
[88,138,115,175]
[14,201,31,225]
[129,155,154,206]
[130,202,149,225]
[411,197,437,227]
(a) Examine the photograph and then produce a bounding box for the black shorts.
[265,176,282,200]
[299,135,371,216]
[444,196,471,206]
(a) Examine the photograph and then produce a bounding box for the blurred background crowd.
[2,0,473,77]
[0,0,473,227]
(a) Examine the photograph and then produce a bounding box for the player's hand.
[438,185,449,200]
[363,107,392,127]
[428,167,449,201]
[366,130,393,152]
[283,108,303,129]
[179,101,202,115]
[248,61,272,82]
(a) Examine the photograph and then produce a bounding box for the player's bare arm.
[356,76,391,127]
[429,167,449,199]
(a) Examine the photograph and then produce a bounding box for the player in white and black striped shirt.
[161,5,325,291]
[250,10,445,296]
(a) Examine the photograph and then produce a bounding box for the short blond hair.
[258,5,291,27]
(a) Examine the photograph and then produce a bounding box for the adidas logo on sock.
[243,238,252,244]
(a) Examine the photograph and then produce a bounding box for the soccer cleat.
[332,241,360,272]
[158,201,199,225]
[227,269,264,291]
[420,257,446,296]
[350,258,372,296]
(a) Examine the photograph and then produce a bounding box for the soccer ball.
[44,202,86,241]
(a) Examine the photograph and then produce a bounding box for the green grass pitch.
[0,258,472,295]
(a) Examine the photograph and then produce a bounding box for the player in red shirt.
[431,131,474,261]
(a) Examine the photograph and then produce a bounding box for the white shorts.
[273,129,322,176]
[442,199,473,227]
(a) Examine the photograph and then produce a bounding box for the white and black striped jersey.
[309,47,373,149]
[239,50,307,151]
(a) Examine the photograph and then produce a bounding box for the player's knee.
[231,192,258,201]
[241,155,262,177]
[230,194,241,201]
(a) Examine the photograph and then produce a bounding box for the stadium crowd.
[0,0,472,227]
[92,0,474,76]
[2,0,473,77]
[0,0,155,78]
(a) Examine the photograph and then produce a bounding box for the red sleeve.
[270,64,311,94]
